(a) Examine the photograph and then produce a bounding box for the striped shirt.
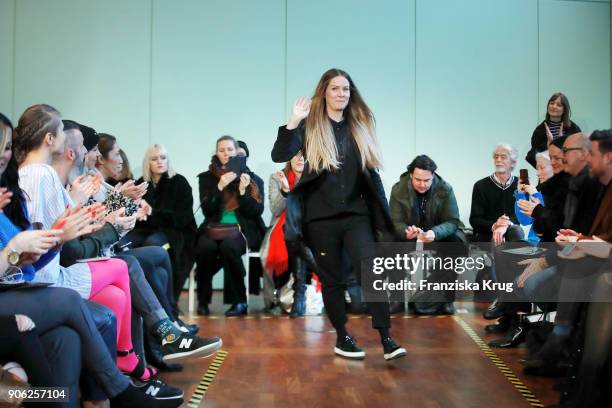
[546,120,563,139]
[19,163,92,298]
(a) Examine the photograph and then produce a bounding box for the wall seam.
[284,0,288,120]
[148,0,154,145]
[537,0,541,123]
[413,0,417,155]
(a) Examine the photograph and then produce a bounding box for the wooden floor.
[159,296,560,408]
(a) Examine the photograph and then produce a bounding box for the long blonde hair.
[305,68,382,173]
[142,143,176,182]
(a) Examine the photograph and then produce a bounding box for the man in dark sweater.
[470,144,524,243]
[469,144,525,322]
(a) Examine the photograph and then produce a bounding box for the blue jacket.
[514,190,544,244]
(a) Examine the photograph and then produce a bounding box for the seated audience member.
[389,154,467,315]
[95,132,148,203]
[261,150,308,317]
[526,92,581,168]
[469,144,524,318]
[130,144,197,302]
[194,135,266,316]
[514,151,552,244]
[116,148,134,184]
[522,136,571,242]
[470,143,524,244]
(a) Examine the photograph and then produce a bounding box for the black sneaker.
[131,377,184,400]
[161,333,222,362]
[334,335,366,360]
[382,337,407,361]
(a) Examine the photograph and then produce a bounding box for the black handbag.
[205,223,241,240]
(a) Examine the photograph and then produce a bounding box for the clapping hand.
[405,225,423,240]
[277,171,290,193]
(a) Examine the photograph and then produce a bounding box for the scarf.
[265,170,297,276]
[209,156,261,211]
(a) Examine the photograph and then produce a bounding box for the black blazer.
[526,120,581,168]
[271,122,395,244]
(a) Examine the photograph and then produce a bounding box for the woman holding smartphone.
[194,135,266,316]
[272,68,406,360]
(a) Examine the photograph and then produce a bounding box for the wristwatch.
[6,247,20,266]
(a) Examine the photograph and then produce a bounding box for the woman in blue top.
[514,151,554,244]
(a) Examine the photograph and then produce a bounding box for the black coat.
[271,123,395,246]
[196,169,266,251]
[135,173,197,275]
[531,171,570,241]
[525,120,581,168]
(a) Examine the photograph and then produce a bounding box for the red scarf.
[265,170,297,277]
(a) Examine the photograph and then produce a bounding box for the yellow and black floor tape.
[186,350,229,408]
[205,314,451,319]
[453,316,544,407]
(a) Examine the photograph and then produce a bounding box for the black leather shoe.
[489,316,529,348]
[197,304,210,316]
[485,314,513,334]
[483,300,507,320]
[225,303,248,317]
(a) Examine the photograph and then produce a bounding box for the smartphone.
[519,169,530,186]
[226,155,247,177]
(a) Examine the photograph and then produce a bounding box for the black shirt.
[303,119,369,223]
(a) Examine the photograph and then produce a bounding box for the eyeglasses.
[562,147,583,154]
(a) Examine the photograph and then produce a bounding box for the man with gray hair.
[470,143,524,244]
[470,144,525,320]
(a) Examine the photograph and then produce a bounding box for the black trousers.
[0,315,57,387]
[305,215,390,330]
[0,287,129,398]
[195,233,247,305]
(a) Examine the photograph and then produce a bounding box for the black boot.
[489,314,530,348]
[290,258,306,318]
[485,314,513,334]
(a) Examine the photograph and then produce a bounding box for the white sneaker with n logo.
[162,333,223,363]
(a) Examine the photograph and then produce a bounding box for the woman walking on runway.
[272,68,406,360]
